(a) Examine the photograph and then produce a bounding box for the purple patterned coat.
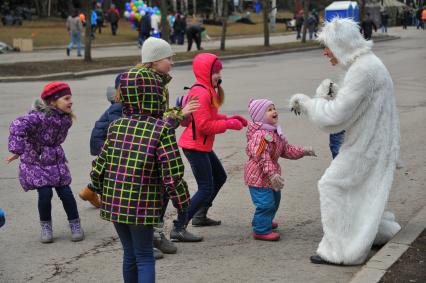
[8,103,73,191]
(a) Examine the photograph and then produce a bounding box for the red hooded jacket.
[178,53,229,152]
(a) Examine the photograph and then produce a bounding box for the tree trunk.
[220,0,228,51]
[262,0,270,46]
[218,0,223,17]
[84,0,92,62]
[192,0,197,17]
[172,0,177,12]
[270,0,276,32]
[213,0,217,19]
[301,0,309,43]
[160,0,171,41]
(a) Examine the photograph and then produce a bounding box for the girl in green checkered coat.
[90,38,193,283]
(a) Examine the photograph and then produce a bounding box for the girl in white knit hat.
[139,37,202,256]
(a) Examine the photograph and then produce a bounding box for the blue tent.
[325,1,360,22]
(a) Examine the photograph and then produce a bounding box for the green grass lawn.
[0,11,294,47]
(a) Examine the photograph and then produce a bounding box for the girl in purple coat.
[7,82,84,244]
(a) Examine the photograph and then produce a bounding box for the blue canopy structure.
[325,1,360,22]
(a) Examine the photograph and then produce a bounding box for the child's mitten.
[270,174,284,191]
[225,119,243,130]
[227,115,248,127]
[303,146,317,157]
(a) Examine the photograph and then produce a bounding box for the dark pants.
[175,31,185,45]
[138,32,149,46]
[249,186,281,234]
[95,20,103,34]
[329,131,345,159]
[113,223,155,283]
[111,22,118,35]
[187,32,201,51]
[174,149,227,228]
[37,185,79,221]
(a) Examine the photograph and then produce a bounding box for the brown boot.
[79,186,101,208]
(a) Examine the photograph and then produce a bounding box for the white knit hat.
[141,37,174,63]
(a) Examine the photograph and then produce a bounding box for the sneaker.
[170,226,203,242]
[253,231,280,241]
[192,207,221,227]
[77,53,82,57]
[40,221,53,243]
[154,232,177,254]
[79,186,101,208]
[154,248,164,260]
[272,220,278,229]
[66,48,70,56]
[69,218,84,242]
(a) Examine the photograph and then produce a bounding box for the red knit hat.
[41,82,72,102]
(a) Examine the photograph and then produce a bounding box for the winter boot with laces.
[192,207,221,227]
[40,221,53,243]
[69,218,85,242]
[170,225,203,242]
[154,231,177,254]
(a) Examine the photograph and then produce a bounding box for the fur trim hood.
[317,18,373,67]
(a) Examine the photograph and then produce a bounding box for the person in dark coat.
[138,12,152,48]
[108,4,120,35]
[186,24,205,51]
[361,13,377,40]
[380,9,389,33]
[173,14,186,45]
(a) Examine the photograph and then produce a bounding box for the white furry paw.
[289,93,310,115]
[315,79,338,99]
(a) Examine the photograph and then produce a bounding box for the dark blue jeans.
[113,223,155,283]
[249,187,281,234]
[37,185,79,222]
[174,149,227,228]
[329,131,345,159]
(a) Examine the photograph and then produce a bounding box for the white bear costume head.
[317,18,373,67]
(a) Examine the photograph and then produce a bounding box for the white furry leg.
[374,211,401,246]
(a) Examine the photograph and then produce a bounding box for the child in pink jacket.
[244,98,316,241]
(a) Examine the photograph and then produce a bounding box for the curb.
[350,205,426,283]
[0,36,399,83]
[32,32,293,51]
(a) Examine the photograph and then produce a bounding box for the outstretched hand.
[5,154,19,164]
[228,115,248,127]
[303,147,317,157]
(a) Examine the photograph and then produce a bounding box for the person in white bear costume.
[289,18,401,265]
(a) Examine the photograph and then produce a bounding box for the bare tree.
[160,0,171,41]
[192,0,197,17]
[83,0,92,62]
[262,0,270,46]
[220,0,228,50]
[301,0,309,43]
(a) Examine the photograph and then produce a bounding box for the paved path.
[0,27,424,282]
[0,27,401,64]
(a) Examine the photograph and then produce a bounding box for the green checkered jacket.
[90,67,190,225]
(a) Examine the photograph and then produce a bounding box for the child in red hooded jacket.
[171,53,248,242]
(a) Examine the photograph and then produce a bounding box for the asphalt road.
[0,28,425,282]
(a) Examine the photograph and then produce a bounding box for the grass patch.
[0,12,294,47]
[0,41,319,77]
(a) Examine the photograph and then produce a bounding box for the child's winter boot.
[272,220,278,229]
[40,221,53,243]
[192,207,221,226]
[154,248,164,260]
[154,231,177,254]
[69,218,85,242]
[253,231,280,241]
[170,225,203,242]
[79,186,101,208]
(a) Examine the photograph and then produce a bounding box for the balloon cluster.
[124,0,161,29]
